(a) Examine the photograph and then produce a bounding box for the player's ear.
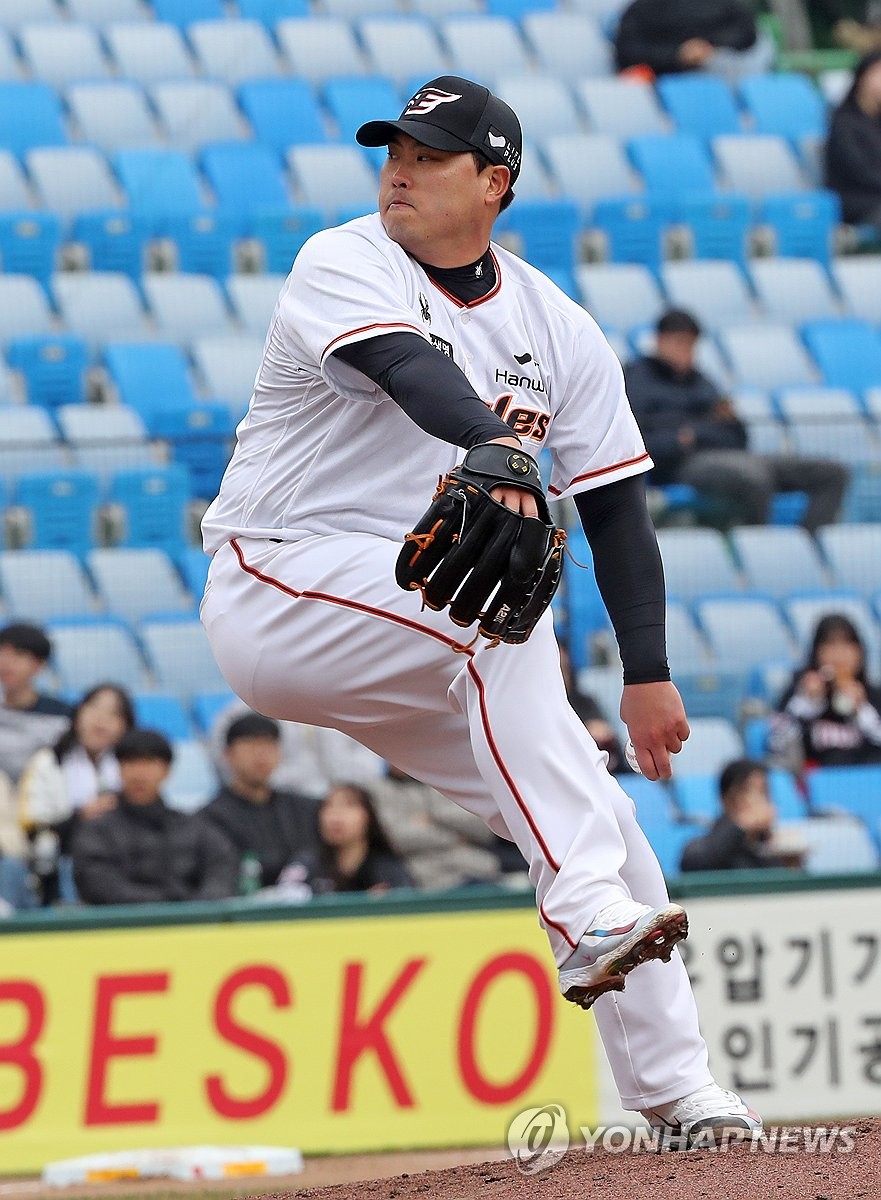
[485,164,511,207]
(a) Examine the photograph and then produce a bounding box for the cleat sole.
[563,908,689,1011]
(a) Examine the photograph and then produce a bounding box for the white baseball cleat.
[641,1082,764,1149]
[558,899,688,1010]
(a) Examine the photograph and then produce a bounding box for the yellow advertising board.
[0,907,600,1173]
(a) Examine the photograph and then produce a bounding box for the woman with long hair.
[825,50,881,227]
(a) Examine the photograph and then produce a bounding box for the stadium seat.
[628,133,716,204]
[71,211,154,279]
[162,212,238,279]
[188,19,280,85]
[191,335,263,421]
[438,16,530,81]
[324,0,401,14]
[114,148,205,225]
[575,262,665,332]
[590,197,666,270]
[47,617,150,694]
[150,81,248,152]
[717,324,817,390]
[0,151,33,211]
[661,260,754,328]
[103,22,195,84]
[201,140,295,227]
[164,739,218,813]
[142,273,233,346]
[674,667,746,724]
[759,191,840,265]
[495,197,580,277]
[495,76,583,141]
[674,768,806,823]
[0,406,67,476]
[287,145,378,217]
[783,592,881,675]
[523,12,612,80]
[248,207,323,274]
[0,83,67,157]
[324,75,400,147]
[57,402,155,477]
[807,766,881,853]
[6,335,88,409]
[656,75,742,140]
[832,255,881,324]
[0,29,17,82]
[545,133,641,214]
[53,272,150,349]
[237,78,327,153]
[695,596,800,670]
[237,0,311,19]
[817,524,881,598]
[192,689,235,734]
[141,617,228,699]
[0,212,61,285]
[152,0,225,24]
[0,0,60,29]
[798,815,880,873]
[67,0,148,19]
[108,464,191,552]
[669,716,744,778]
[575,77,668,139]
[0,276,54,346]
[738,72,826,143]
[775,384,864,423]
[0,549,97,621]
[66,81,159,153]
[88,547,193,621]
[712,134,807,199]
[749,258,840,323]
[18,23,111,87]
[676,193,752,268]
[275,17,368,82]
[360,17,449,86]
[225,274,286,334]
[656,528,742,604]
[133,692,192,741]
[25,147,122,221]
[730,525,829,599]
[13,469,101,555]
[802,318,881,394]
[665,600,713,673]
[177,546,210,603]
[102,343,198,432]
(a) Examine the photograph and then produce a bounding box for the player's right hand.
[620,681,690,781]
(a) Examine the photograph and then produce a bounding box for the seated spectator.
[72,730,239,905]
[209,698,384,801]
[680,759,807,871]
[769,613,881,770]
[0,624,72,784]
[809,0,881,51]
[201,713,319,891]
[825,51,881,228]
[283,782,413,896]
[18,683,135,904]
[614,0,775,81]
[624,309,849,532]
[370,763,504,890]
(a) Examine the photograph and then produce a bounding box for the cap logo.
[487,131,506,149]
[403,88,462,116]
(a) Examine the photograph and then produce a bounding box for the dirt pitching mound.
[267,1119,879,1200]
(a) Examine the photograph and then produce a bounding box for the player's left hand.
[620,681,690,781]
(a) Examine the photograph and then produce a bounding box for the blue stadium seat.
[656,75,742,140]
[628,133,716,205]
[590,197,667,270]
[0,549,97,621]
[738,73,826,144]
[103,342,198,432]
[88,547,194,621]
[488,0,556,17]
[18,22,111,87]
[148,403,231,502]
[189,19,281,86]
[674,769,806,823]
[235,0,310,21]
[65,82,159,154]
[801,318,881,393]
[656,528,743,603]
[14,469,101,555]
[151,0,225,26]
[6,335,88,409]
[237,78,328,153]
[807,766,881,853]
[750,258,840,323]
[0,212,61,285]
[730,525,829,599]
[676,193,752,268]
[47,616,150,694]
[192,689,239,734]
[495,197,580,278]
[523,12,612,80]
[695,596,800,670]
[164,739,219,813]
[674,668,746,724]
[817,524,881,598]
[760,191,840,265]
[650,822,706,879]
[162,212,238,279]
[323,75,400,149]
[177,547,211,604]
[108,464,191,553]
[0,83,67,157]
[115,149,204,224]
[71,211,154,279]
[141,617,228,699]
[201,142,292,224]
[670,716,745,778]
[104,22,195,85]
[133,692,193,741]
[249,207,324,274]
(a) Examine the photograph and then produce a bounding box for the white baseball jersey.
[202,213,651,554]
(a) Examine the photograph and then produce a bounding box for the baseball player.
[200,76,762,1147]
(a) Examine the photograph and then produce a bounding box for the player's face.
[379,133,499,265]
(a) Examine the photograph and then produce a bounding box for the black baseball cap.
[356,75,522,185]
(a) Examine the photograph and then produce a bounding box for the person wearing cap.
[200,76,763,1147]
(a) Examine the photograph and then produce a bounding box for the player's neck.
[418,247,496,303]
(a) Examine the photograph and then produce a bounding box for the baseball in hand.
[624,739,644,775]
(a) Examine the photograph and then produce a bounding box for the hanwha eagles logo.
[403,88,463,116]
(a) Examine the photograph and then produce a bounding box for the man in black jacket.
[680,759,805,871]
[72,730,239,905]
[614,0,774,79]
[202,713,318,889]
[624,309,848,530]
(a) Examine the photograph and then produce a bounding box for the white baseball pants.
[201,533,712,1109]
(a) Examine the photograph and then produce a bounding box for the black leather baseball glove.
[395,443,566,645]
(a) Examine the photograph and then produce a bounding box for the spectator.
[680,759,806,871]
[624,309,849,531]
[770,613,881,770]
[0,770,31,912]
[72,730,239,905]
[614,0,775,81]
[370,763,504,890]
[0,623,72,784]
[825,50,881,228]
[18,683,135,905]
[201,713,319,890]
[283,782,414,896]
[209,698,384,801]
[808,0,881,51]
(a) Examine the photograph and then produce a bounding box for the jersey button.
[461,312,471,323]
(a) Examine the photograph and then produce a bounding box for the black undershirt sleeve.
[334,331,515,448]
[574,475,670,686]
